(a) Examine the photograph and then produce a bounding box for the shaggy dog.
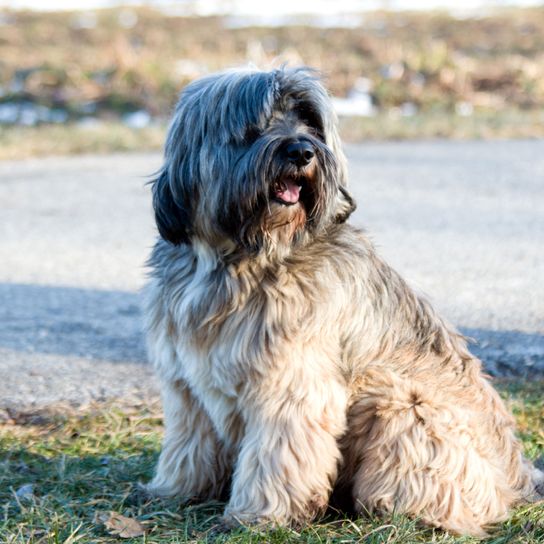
[144,67,543,535]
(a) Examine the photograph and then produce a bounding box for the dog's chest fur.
[145,226,376,434]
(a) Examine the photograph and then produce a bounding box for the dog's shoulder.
[310,222,376,261]
[146,237,196,281]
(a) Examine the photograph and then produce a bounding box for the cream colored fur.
[144,67,542,536]
[145,226,541,535]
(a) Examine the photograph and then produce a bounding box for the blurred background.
[1,1,543,411]
[2,0,544,159]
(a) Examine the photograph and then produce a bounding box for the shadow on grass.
[0,445,374,543]
[0,444,441,544]
[0,444,228,542]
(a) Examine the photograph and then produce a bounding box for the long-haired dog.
[144,67,543,535]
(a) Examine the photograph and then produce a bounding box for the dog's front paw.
[221,511,275,529]
[207,514,276,541]
[139,480,201,505]
[222,499,325,531]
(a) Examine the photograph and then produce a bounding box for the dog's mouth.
[272,175,305,206]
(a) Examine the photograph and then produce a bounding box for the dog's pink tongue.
[276,179,301,204]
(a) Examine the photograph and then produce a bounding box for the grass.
[1,381,543,543]
[4,6,544,114]
[0,122,166,161]
[3,6,544,152]
[338,109,544,142]
[2,108,544,161]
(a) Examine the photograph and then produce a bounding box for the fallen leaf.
[100,511,145,538]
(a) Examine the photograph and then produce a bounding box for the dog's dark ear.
[334,186,356,223]
[152,169,192,245]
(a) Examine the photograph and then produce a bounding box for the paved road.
[1,141,543,410]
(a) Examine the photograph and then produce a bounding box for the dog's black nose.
[285,140,315,167]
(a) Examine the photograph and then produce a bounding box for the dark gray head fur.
[152,66,355,254]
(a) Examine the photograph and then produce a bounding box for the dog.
[144,66,543,536]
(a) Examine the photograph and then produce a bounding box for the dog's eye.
[306,126,324,140]
[297,103,325,140]
[244,126,260,145]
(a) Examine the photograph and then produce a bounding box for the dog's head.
[153,67,355,256]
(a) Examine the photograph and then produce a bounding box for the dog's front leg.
[146,379,229,501]
[224,368,347,527]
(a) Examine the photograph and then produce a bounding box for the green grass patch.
[1,382,543,543]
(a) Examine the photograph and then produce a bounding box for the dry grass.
[0,122,165,160]
[2,6,544,147]
[2,108,544,160]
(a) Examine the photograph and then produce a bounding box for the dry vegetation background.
[1,5,544,156]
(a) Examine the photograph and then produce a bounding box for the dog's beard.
[217,134,338,254]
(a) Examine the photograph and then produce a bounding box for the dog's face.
[153,67,355,255]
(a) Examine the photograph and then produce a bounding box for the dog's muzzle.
[272,139,315,206]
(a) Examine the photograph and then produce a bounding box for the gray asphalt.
[1,141,543,410]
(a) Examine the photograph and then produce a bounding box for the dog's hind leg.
[146,379,230,501]
[346,367,533,536]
